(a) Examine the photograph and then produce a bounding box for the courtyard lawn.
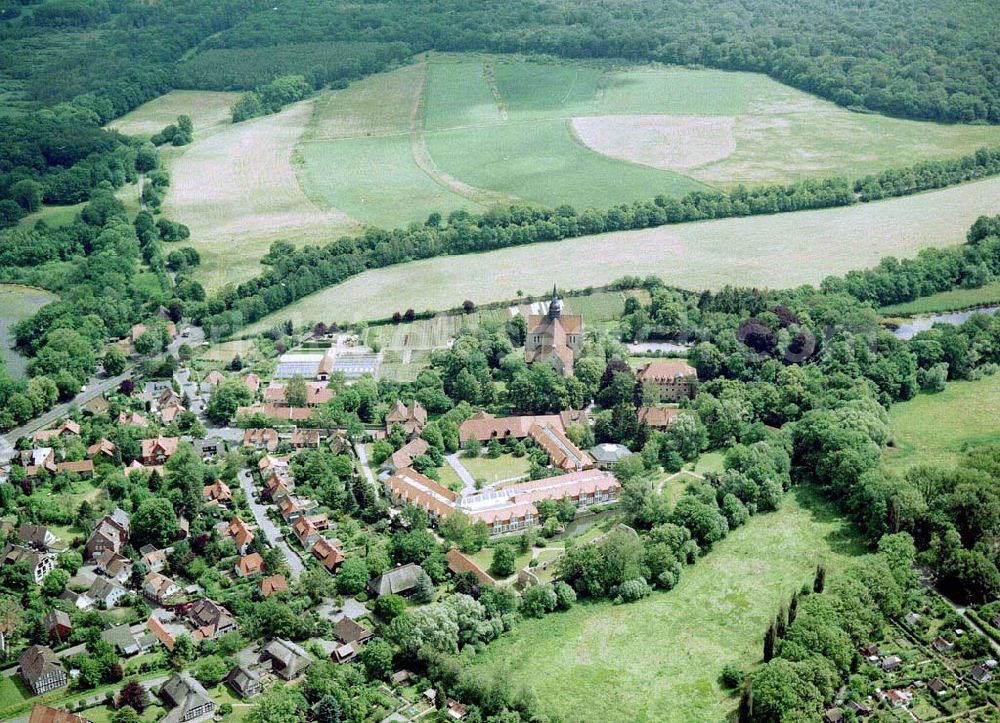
[886,373,1000,470]
[473,486,866,722]
[460,453,531,486]
[879,282,1000,316]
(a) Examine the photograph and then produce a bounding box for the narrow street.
[354,442,380,496]
[237,469,303,580]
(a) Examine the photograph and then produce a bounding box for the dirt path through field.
[408,61,517,206]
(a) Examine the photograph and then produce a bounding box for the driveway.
[238,469,304,580]
[445,453,477,495]
[354,442,380,496]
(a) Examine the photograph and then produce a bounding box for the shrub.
[720,664,744,689]
[616,578,651,603]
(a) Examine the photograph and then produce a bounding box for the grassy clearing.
[161,99,359,291]
[0,284,58,379]
[879,283,1000,316]
[17,201,84,229]
[245,176,1000,326]
[886,373,1000,470]
[306,63,423,141]
[474,486,866,722]
[107,90,239,139]
[693,451,727,475]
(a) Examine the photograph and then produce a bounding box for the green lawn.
[424,59,503,130]
[886,373,1000,470]
[18,202,84,229]
[879,282,1000,316]
[473,486,866,722]
[460,453,531,485]
[693,451,726,475]
[0,676,31,710]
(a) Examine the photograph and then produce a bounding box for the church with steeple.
[524,287,584,377]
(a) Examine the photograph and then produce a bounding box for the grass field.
[461,453,531,485]
[18,201,84,229]
[886,373,1000,470]
[879,283,1000,316]
[246,175,1000,326]
[474,486,865,722]
[0,284,58,379]
[161,99,360,290]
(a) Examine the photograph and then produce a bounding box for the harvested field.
[571,115,736,170]
[245,176,1000,326]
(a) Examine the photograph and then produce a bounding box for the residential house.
[385,400,427,437]
[94,549,132,584]
[159,402,185,424]
[143,572,179,604]
[289,428,322,450]
[524,293,583,377]
[140,436,179,465]
[44,610,72,644]
[235,553,264,577]
[188,599,238,641]
[844,701,872,717]
[147,616,176,652]
[59,590,93,611]
[32,419,81,444]
[637,360,698,402]
[242,428,279,452]
[18,523,57,550]
[19,447,57,476]
[203,370,225,387]
[19,645,66,695]
[159,672,215,722]
[100,624,156,657]
[28,703,91,723]
[292,517,321,549]
[86,439,117,461]
[261,639,311,680]
[117,411,149,428]
[368,563,426,598]
[202,480,232,507]
[53,459,94,478]
[332,641,358,663]
[928,678,948,696]
[446,548,497,587]
[528,423,592,471]
[446,700,468,720]
[278,496,318,524]
[243,373,261,396]
[637,406,682,429]
[194,438,224,461]
[333,618,373,647]
[235,403,313,423]
[885,689,913,708]
[87,577,128,608]
[259,575,289,598]
[384,437,429,472]
[140,546,168,573]
[311,538,345,573]
[822,709,842,723]
[1,544,55,583]
[225,665,263,699]
[222,517,254,555]
[85,510,130,560]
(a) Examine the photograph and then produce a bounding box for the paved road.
[0,328,204,464]
[445,453,477,495]
[354,442,380,496]
[238,468,303,580]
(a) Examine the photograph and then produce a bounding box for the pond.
[550,509,619,541]
[889,305,1000,340]
[0,284,58,379]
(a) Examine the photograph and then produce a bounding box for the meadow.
[107,90,239,139]
[293,55,1000,229]
[886,373,1000,470]
[0,284,58,379]
[245,176,1000,327]
[879,282,1000,316]
[474,486,866,722]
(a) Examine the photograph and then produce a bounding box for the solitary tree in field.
[813,563,826,594]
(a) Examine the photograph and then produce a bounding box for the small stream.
[889,306,1000,340]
